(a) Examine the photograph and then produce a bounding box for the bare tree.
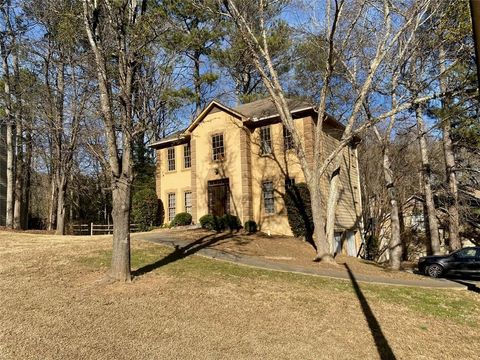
[415,104,441,254]
[203,0,439,262]
[82,0,172,281]
[0,39,14,229]
[0,0,15,229]
[439,46,461,251]
[372,86,403,269]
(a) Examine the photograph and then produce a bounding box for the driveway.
[133,231,470,290]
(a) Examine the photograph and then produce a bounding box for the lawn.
[0,231,479,359]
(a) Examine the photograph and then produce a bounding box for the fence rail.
[72,223,140,236]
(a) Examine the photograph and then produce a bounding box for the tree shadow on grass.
[132,232,234,277]
[344,264,396,360]
[444,274,480,294]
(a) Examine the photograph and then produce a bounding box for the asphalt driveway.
[133,231,473,290]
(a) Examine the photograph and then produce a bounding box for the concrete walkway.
[134,232,468,290]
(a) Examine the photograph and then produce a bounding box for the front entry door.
[208,179,230,216]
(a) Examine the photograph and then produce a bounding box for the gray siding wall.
[0,125,6,226]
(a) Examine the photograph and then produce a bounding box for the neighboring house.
[0,125,6,226]
[149,98,364,256]
[376,195,477,262]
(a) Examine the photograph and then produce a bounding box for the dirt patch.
[1,230,479,359]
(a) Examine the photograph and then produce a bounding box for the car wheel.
[427,264,443,278]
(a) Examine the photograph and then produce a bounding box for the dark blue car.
[418,247,480,278]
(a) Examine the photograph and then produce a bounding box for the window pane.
[184,144,191,168]
[167,147,176,171]
[283,126,294,150]
[263,181,275,214]
[168,193,176,221]
[260,126,272,155]
[184,191,192,214]
[212,134,225,160]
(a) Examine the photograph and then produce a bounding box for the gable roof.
[184,100,245,135]
[148,98,343,149]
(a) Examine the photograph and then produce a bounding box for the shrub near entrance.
[199,214,242,232]
[200,214,223,231]
[244,220,257,234]
[222,214,241,231]
[171,212,192,227]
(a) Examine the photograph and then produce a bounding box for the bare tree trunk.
[443,125,460,250]
[55,174,67,235]
[47,173,57,231]
[416,105,441,255]
[22,130,32,229]
[325,165,340,254]
[439,46,461,251]
[193,49,202,115]
[69,172,74,223]
[12,49,23,229]
[382,146,402,269]
[5,122,14,229]
[310,184,332,262]
[2,42,14,229]
[13,121,22,229]
[110,179,132,281]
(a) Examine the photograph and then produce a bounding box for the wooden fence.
[72,223,140,236]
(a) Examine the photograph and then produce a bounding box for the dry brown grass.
[153,228,431,282]
[1,230,479,360]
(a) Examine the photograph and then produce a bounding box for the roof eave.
[243,106,316,126]
[148,133,190,149]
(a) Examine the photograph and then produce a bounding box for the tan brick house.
[149,98,364,255]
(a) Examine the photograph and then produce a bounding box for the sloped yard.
[140,228,437,283]
[1,230,479,359]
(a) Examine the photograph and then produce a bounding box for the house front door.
[208,179,230,216]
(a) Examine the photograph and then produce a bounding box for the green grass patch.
[366,285,479,327]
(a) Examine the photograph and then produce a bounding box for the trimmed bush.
[132,188,159,231]
[199,214,228,232]
[283,183,314,240]
[223,214,241,231]
[199,214,216,230]
[171,212,192,227]
[244,220,257,234]
[216,216,226,231]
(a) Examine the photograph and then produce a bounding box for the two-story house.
[149,98,363,255]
